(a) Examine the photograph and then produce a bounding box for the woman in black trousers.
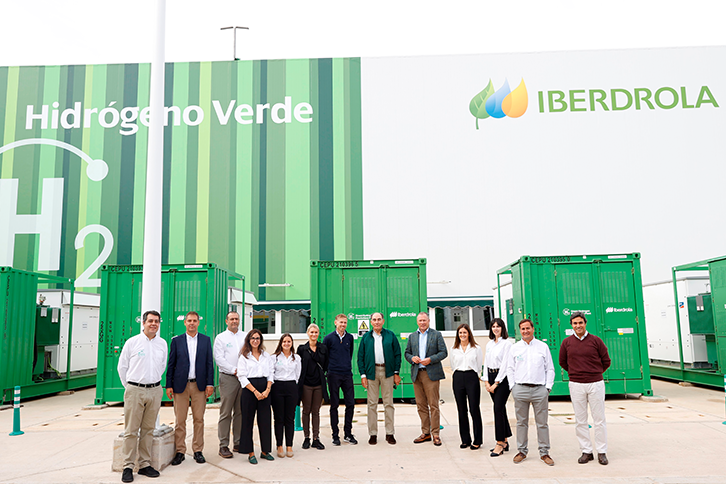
[237,329,275,464]
[483,318,513,457]
[449,323,484,450]
[297,323,328,450]
[271,333,301,458]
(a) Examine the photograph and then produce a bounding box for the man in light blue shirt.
[404,312,447,446]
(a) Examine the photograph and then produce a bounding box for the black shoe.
[171,453,185,466]
[578,452,594,464]
[121,468,134,483]
[460,443,470,449]
[312,439,325,450]
[137,466,160,478]
[332,436,341,446]
[368,435,377,445]
[193,452,205,464]
[491,442,510,452]
[302,438,311,449]
[344,434,358,445]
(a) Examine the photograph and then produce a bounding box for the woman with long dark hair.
[449,323,484,450]
[483,318,514,457]
[297,323,328,450]
[271,333,301,458]
[237,329,275,464]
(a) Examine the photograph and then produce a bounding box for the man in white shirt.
[117,310,168,483]
[506,319,555,466]
[357,312,402,445]
[213,311,247,458]
[166,311,215,466]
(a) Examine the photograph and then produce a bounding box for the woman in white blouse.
[237,329,275,464]
[271,333,302,458]
[483,318,513,457]
[449,323,484,450]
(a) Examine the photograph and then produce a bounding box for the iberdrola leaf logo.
[469,80,495,129]
[469,78,528,129]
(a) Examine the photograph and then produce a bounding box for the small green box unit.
[94,263,243,404]
[497,254,652,397]
[310,259,427,399]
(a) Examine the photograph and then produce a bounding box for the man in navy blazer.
[166,311,215,466]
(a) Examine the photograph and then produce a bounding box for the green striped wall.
[0,58,364,300]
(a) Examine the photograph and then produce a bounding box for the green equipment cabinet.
[310,259,428,400]
[0,267,93,403]
[94,263,244,405]
[649,255,726,388]
[497,254,653,396]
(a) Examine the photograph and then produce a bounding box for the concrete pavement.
[0,375,724,483]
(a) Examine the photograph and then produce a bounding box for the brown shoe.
[513,452,527,463]
[541,455,555,466]
[578,452,594,464]
[368,435,377,445]
[432,435,442,446]
[219,446,233,459]
[413,434,432,444]
[598,453,608,465]
[385,434,396,445]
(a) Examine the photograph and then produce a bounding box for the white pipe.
[141,0,166,317]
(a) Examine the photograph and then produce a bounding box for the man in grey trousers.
[504,319,555,466]
[213,311,247,458]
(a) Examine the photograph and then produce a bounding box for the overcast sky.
[2,0,725,66]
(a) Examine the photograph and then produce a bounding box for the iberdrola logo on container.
[469,79,528,129]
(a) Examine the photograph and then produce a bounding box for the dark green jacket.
[357,328,402,379]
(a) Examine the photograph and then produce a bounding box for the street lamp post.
[221,26,249,61]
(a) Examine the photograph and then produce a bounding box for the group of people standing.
[116,308,611,483]
[449,313,612,467]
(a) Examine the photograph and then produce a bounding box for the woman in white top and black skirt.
[271,333,302,458]
[483,318,514,457]
[449,323,484,450]
[237,329,275,464]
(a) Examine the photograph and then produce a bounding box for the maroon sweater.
[559,333,611,383]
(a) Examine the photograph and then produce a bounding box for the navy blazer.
[165,332,215,394]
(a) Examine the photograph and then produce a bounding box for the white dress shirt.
[237,351,275,388]
[505,338,555,390]
[117,332,168,387]
[372,330,385,364]
[214,329,247,375]
[449,344,483,373]
[417,328,429,368]
[186,333,198,380]
[273,352,302,382]
[484,337,514,383]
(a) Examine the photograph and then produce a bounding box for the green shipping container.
[497,254,652,396]
[0,267,93,403]
[310,259,427,400]
[94,263,244,404]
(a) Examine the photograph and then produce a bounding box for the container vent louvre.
[711,266,726,289]
[560,272,592,304]
[387,275,417,307]
[175,280,202,312]
[601,271,630,303]
[347,276,377,309]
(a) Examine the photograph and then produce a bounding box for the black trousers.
[488,370,512,442]
[240,377,272,454]
[452,370,483,446]
[328,372,355,438]
[271,380,297,447]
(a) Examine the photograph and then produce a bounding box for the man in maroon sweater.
[559,312,611,466]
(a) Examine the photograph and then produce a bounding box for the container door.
[597,262,643,381]
[554,263,599,382]
[341,268,380,398]
[708,259,726,372]
[384,266,422,397]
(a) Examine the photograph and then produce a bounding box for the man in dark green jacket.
[357,312,402,445]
